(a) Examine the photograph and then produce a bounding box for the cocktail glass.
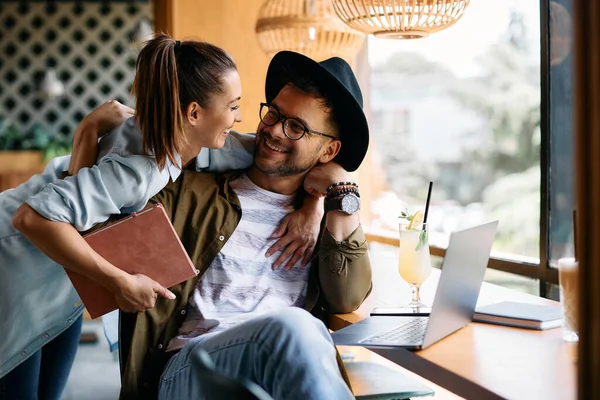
[398,222,432,308]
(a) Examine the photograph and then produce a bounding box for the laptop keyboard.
[359,317,429,345]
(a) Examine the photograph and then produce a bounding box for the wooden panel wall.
[573,0,600,398]
[154,1,380,223]
[154,0,270,134]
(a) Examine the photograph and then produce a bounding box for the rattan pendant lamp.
[255,0,365,61]
[331,0,470,39]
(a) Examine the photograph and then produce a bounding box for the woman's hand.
[304,161,352,197]
[69,100,134,175]
[81,100,134,138]
[112,273,176,313]
[267,195,324,270]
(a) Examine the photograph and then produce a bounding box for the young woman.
[0,35,321,399]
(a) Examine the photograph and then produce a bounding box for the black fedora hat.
[265,51,369,172]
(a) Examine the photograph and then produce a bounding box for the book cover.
[345,361,434,400]
[66,204,198,319]
[473,301,562,330]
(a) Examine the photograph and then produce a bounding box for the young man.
[118,51,372,400]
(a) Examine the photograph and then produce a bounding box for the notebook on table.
[66,203,198,319]
[473,301,562,330]
[345,361,434,400]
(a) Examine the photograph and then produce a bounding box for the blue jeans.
[0,314,82,400]
[159,308,353,400]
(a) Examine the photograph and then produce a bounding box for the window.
[547,0,574,271]
[355,0,571,297]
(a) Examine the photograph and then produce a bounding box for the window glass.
[364,0,541,260]
[547,0,574,266]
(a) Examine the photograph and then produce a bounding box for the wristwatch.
[326,192,361,215]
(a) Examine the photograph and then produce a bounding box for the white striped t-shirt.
[167,173,311,351]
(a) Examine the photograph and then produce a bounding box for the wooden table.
[340,345,463,399]
[330,263,577,400]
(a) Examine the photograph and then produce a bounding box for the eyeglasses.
[259,102,336,141]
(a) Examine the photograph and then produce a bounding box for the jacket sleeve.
[317,225,373,314]
[26,154,157,232]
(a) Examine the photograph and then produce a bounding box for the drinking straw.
[423,181,433,230]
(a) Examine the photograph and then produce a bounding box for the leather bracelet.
[326,181,358,197]
[327,185,356,196]
[327,186,360,197]
[326,181,358,192]
[326,188,360,201]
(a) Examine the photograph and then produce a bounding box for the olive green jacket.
[118,170,373,399]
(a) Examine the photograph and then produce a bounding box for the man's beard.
[253,129,322,177]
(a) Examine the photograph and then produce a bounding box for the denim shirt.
[0,118,254,378]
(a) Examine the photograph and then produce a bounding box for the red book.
[66,203,198,319]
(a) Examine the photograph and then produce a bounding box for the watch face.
[341,194,360,214]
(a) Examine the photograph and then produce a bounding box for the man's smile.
[263,137,291,154]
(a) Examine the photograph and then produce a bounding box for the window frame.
[360,0,558,297]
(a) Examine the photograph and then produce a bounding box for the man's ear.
[185,102,203,126]
[318,139,342,164]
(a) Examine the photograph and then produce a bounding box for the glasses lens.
[284,118,306,139]
[260,105,279,126]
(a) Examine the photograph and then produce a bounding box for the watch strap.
[325,196,342,213]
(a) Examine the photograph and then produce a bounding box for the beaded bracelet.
[325,187,360,201]
[327,185,356,197]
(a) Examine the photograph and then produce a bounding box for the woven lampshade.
[255,0,365,62]
[331,0,470,39]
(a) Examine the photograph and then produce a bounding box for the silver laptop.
[331,221,498,350]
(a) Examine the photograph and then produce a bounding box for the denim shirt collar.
[195,148,210,171]
[166,153,183,182]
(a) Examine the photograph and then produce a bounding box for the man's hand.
[304,161,353,197]
[81,100,134,138]
[267,196,324,270]
[112,273,176,313]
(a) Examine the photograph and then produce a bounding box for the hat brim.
[265,51,369,172]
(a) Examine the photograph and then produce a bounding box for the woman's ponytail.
[132,34,186,170]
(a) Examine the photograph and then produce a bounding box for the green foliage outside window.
[0,117,72,162]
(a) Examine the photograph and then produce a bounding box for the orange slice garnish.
[407,210,424,230]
